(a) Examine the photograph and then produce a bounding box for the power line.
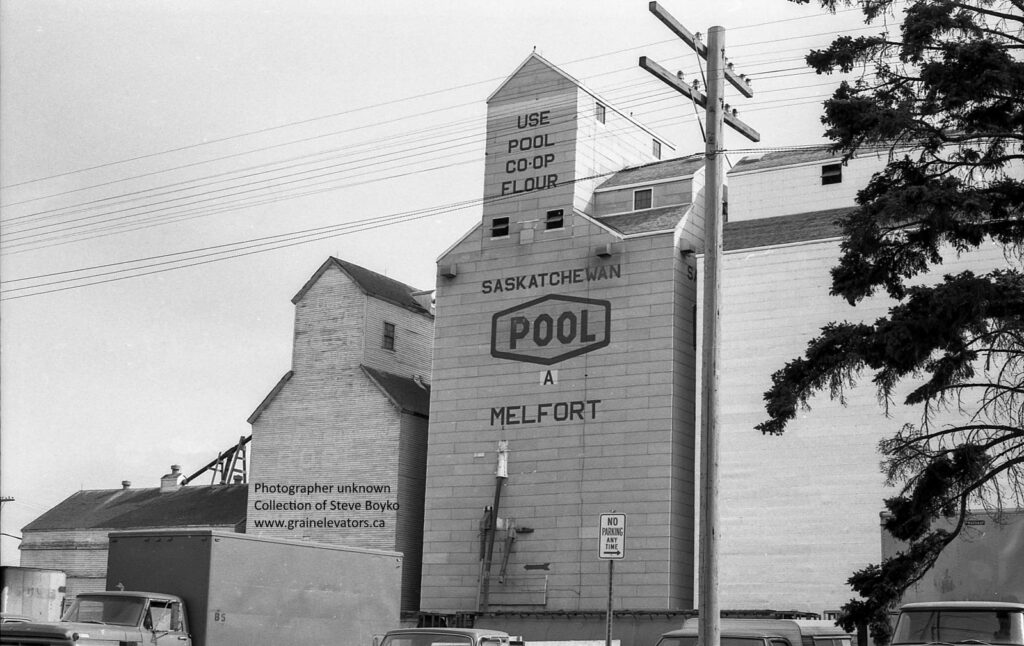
[0,10,887,195]
[2,166,647,300]
[3,62,862,240]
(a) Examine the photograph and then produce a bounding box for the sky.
[0,0,878,565]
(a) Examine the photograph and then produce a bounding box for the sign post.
[599,514,626,646]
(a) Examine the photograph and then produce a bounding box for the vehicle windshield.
[381,633,475,646]
[659,636,768,646]
[60,595,145,627]
[893,609,1024,645]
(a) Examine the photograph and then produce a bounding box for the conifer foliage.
[760,0,1024,640]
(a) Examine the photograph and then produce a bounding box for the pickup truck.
[0,590,189,646]
[891,601,1024,646]
[377,627,515,646]
[0,529,401,646]
[655,618,854,646]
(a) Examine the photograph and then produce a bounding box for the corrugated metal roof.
[292,257,431,315]
[597,154,704,190]
[724,207,853,250]
[22,484,247,532]
[361,365,430,417]
[596,204,691,235]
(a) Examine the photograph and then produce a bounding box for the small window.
[146,601,174,632]
[821,163,842,185]
[634,188,653,210]
[491,216,510,238]
[545,209,564,230]
[652,139,662,159]
[382,322,395,351]
[596,102,606,124]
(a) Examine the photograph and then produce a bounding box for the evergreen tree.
[759,0,1024,640]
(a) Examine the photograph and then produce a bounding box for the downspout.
[477,441,508,612]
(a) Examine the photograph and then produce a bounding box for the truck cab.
[892,602,1024,646]
[377,627,514,646]
[0,591,191,646]
[656,618,854,646]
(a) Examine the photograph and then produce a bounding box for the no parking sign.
[599,513,625,559]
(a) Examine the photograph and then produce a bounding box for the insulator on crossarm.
[677,71,684,80]
[691,79,700,90]
[732,108,738,117]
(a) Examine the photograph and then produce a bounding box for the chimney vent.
[121,480,131,489]
[160,465,182,493]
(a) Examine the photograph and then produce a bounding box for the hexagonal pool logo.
[490,294,611,365]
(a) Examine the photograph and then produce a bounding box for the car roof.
[78,590,184,602]
[901,602,1024,611]
[385,628,510,638]
[662,630,777,638]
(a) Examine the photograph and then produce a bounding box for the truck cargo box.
[106,529,401,646]
[1,566,66,622]
[882,508,1024,603]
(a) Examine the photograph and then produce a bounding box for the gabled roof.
[597,204,691,236]
[596,154,705,190]
[724,208,853,251]
[247,370,294,424]
[487,52,582,103]
[23,484,247,532]
[731,146,842,173]
[488,52,671,148]
[292,257,431,315]
[361,365,430,418]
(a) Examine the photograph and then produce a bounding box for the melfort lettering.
[490,399,601,425]
[481,264,621,294]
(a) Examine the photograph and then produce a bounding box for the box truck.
[1,566,66,622]
[882,509,1024,646]
[882,509,1024,604]
[0,529,402,646]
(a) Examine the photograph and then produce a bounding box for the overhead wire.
[0,16,886,208]
[1,9,902,298]
[3,57,864,237]
[2,68,873,255]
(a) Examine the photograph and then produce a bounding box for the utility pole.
[640,6,759,646]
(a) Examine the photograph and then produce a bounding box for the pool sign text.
[491,294,611,365]
[599,513,626,559]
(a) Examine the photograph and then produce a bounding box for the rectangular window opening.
[491,216,510,238]
[633,188,653,211]
[821,162,843,185]
[545,209,564,230]
[652,139,662,159]
[596,102,606,124]
[382,322,395,351]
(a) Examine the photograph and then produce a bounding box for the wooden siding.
[728,152,887,221]
[694,238,1009,615]
[248,260,432,613]
[593,178,693,217]
[573,92,666,216]
[364,296,433,378]
[425,210,696,611]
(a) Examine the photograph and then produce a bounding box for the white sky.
[0,0,875,564]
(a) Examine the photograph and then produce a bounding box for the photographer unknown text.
[250,482,397,531]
